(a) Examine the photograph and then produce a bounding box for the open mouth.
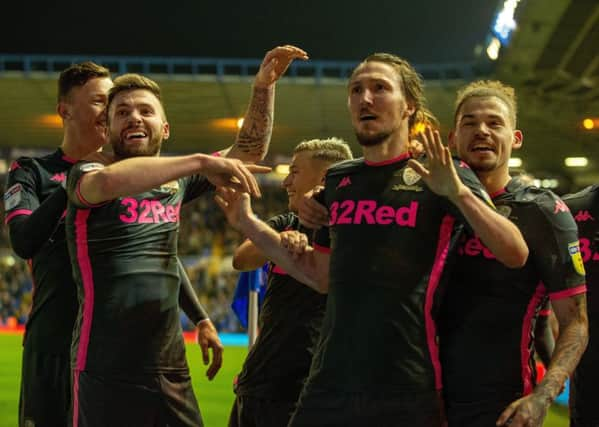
[471,145,495,153]
[123,129,148,142]
[360,114,377,122]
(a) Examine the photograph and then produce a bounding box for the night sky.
[3,0,498,63]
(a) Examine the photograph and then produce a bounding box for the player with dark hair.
[438,80,588,427]
[65,45,307,427]
[4,61,112,427]
[229,137,353,427]
[216,52,528,426]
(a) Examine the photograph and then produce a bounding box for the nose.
[360,88,374,105]
[282,173,292,188]
[127,109,143,124]
[474,122,490,137]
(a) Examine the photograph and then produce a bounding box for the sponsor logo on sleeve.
[568,241,586,276]
[79,162,105,173]
[336,176,352,190]
[554,200,570,214]
[3,183,22,210]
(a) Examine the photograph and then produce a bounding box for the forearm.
[534,305,588,404]
[82,154,210,204]
[177,258,209,324]
[232,240,268,271]
[8,187,67,259]
[227,85,274,162]
[451,188,528,268]
[239,214,326,292]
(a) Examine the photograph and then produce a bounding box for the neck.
[362,127,409,163]
[476,169,511,195]
[60,127,103,160]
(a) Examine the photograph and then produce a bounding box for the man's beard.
[110,134,162,159]
[355,130,391,147]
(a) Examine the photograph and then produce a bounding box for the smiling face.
[282,151,328,212]
[61,77,113,149]
[347,61,414,147]
[107,89,169,159]
[450,96,522,176]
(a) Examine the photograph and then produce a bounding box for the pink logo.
[458,236,496,260]
[336,176,352,189]
[329,200,418,227]
[119,198,181,224]
[459,160,470,169]
[574,210,595,222]
[50,172,66,183]
[554,200,569,214]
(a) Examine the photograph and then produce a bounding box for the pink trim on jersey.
[490,188,507,199]
[75,178,105,208]
[425,214,455,390]
[549,285,587,300]
[538,309,552,316]
[521,283,546,395]
[313,243,331,254]
[73,209,95,372]
[4,209,32,224]
[62,154,78,164]
[364,152,410,167]
[72,370,81,427]
[60,209,67,220]
[272,265,288,275]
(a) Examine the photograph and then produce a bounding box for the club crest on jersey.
[3,183,22,210]
[568,241,586,276]
[79,162,105,173]
[402,167,421,186]
[160,181,180,194]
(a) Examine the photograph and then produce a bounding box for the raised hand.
[254,45,309,88]
[202,156,271,198]
[214,186,253,231]
[407,127,468,201]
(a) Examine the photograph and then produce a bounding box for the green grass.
[0,334,570,426]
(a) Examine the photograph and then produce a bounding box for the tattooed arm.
[224,45,308,162]
[496,294,588,427]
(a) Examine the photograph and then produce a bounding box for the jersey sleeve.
[527,193,586,300]
[181,175,215,204]
[66,161,107,208]
[265,212,295,233]
[312,181,331,254]
[4,158,39,224]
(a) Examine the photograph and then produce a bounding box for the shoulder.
[325,158,364,178]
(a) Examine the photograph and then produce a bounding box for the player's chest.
[101,190,183,225]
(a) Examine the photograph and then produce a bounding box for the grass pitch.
[0,334,569,426]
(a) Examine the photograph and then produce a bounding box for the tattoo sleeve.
[230,85,274,161]
[534,294,588,405]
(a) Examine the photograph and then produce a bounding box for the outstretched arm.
[74,154,270,205]
[408,128,528,268]
[225,45,308,162]
[215,187,329,293]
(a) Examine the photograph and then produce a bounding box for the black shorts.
[288,388,443,427]
[445,393,521,427]
[228,394,297,427]
[19,344,71,427]
[71,370,203,427]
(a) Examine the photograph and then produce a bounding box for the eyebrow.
[460,113,505,122]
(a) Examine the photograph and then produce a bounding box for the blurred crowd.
[0,181,288,333]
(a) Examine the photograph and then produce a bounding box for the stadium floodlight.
[582,118,595,130]
[508,157,522,168]
[564,157,588,168]
[492,0,522,45]
[487,37,501,61]
[274,164,290,175]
